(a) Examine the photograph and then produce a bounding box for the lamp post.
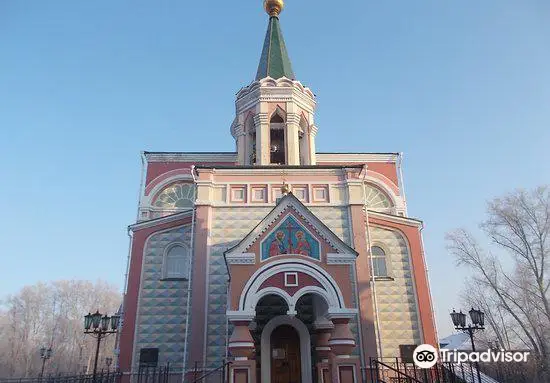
[450,308,485,383]
[39,347,52,380]
[105,357,112,371]
[84,311,120,383]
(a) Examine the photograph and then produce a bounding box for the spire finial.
[281,182,291,195]
[264,0,284,17]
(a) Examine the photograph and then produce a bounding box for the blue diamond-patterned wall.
[134,225,192,370]
[370,226,422,359]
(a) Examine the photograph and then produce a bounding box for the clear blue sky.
[1,1,549,337]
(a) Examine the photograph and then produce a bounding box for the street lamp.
[450,308,485,383]
[39,347,52,380]
[105,357,113,371]
[84,311,120,382]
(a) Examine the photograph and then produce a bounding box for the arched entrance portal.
[271,325,301,383]
[260,314,311,383]
[254,293,328,383]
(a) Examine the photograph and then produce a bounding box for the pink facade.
[117,3,438,383]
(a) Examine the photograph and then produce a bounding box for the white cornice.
[195,167,347,176]
[236,77,315,99]
[144,152,237,163]
[367,210,423,228]
[128,210,193,231]
[326,253,357,265]
[226,253,256,265]
[316,153,398,163]
[226,311,256,321]
[236,77,316,115]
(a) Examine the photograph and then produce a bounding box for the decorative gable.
[260,215,321,261]
[225,193,357,264]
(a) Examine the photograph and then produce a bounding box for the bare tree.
[447,186,550,382]
[0,280,121,378]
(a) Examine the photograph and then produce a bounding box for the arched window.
[163,245,190,280]
[371,246,388,277]
[270,111,286,164]
[153,183,195,209]
[365,184,393,213]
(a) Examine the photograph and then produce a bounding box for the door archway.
[260,315,311,383]
[270,325,301,383]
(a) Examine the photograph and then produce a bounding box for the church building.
[117,1,438,382]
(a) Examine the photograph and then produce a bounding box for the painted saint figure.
[269,231,287,256]
[295,230,311,256]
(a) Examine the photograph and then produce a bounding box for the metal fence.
[368,357,537,383]
[0,365,172,383]
[0,362,232,383]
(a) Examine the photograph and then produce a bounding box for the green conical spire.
[255,16,295,81]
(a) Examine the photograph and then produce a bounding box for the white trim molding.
[228,342,255,348]
[367,210,423,228]
[326,253,356,265]
[226,253,256,265]
[239,258,347,312]
[128,210,193,232]
[144,152,237,163]
[226,311,255,322]
[326,309,358,321]
[316,153,398,163]
[284,272,299,287]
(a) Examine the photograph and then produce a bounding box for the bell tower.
[231,0,318,166]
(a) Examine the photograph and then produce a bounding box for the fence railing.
[369,357,536,383]
[190,361,231,383]
[0,365,173,383]
[0,370,122,383]
[0,362,235,383]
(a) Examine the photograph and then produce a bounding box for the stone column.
[314,321,333,383]
[253,113,270,165]
[228,321,255,360]
[327,314,360,383]
[328,317,355,357]
[228,319,257,383]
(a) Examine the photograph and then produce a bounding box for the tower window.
[162,245,190,280]
[250,131,256,164]
[269,112,286,164]
[270,129,285,164]
[371,246,388,277]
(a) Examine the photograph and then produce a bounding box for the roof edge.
[129,210,194,232]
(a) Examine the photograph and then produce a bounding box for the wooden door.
[271,325,301,383]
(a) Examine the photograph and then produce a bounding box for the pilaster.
[310,124,318,165]
[233,123,246,165]
[253,113,270,165]
[286,113,301,165]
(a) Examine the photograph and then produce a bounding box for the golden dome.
[264,0,284,17]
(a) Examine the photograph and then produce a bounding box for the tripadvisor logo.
[412,344,531,368]
[413,344,438,368]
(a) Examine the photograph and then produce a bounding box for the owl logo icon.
[413,344,438,368]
